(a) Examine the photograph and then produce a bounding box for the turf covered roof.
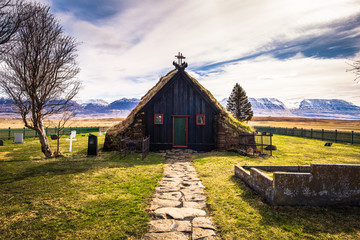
[107,68,252,136]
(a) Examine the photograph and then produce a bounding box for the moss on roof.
[107,68,252,136]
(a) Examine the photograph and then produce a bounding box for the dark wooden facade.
[141,70,220,151]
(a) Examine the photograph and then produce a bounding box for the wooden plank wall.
[142,71,219,151]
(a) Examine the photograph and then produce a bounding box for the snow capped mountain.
[298,99,360,111]
[248,98,286,110]
[1,96,360,120]
[108,98,139,110]
[79,99,109,107]
[220,97,292,117]
[219,97,360,119]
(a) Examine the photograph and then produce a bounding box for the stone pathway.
[144,149,218,240]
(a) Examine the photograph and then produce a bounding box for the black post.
[23,127,25,138]
[270,133,273,156]
[8,127,11,140]
[253,132,256,156]
[311,129,313,139]
[335,130,337,143]
[322,129,324,140]
[352,131,354,144]
[88,134,98,156]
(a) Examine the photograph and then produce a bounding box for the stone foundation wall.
[103,112,145,151]
[235,164,360,206]
[215,115,241,151]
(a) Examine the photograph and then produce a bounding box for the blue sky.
[41,0,360,107]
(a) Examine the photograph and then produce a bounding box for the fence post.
[293,127,295,136]
[352,131,354,144]
[253,132,256,156]
[23,127,25,138]
[311,128,313,138]
[8,127,11,140]
[322,129,324,140]
[335,130,337,143]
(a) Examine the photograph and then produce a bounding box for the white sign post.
[66,130,77,152]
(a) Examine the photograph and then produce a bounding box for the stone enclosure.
[235,164,360,206]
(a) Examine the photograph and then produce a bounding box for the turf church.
[104,53,251,152]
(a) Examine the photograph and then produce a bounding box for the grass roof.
[107,68,252,136]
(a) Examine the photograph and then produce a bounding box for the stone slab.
[151,198,182,209]
[184,194,207,202]
[183,201,206,209]
[154,207,206,220]
[192,217,216,230]
[155,192,182,201]
[192,227,217,240]
[144,231,189,240]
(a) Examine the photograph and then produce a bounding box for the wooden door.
[173,116,188,147]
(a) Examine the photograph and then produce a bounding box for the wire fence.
[0,126,110,140]
[253,126,360,144]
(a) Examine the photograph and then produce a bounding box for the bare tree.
[0,0,23,53]
[50,111,74,157]
[347,59,360,83]
[0,2,80,158]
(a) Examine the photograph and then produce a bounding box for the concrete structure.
[235,164,360,206]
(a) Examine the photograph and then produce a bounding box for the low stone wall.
[241,165,311,173]
[235,164,360,206]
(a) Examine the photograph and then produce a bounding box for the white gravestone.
[14,133,23,144]
[98,131,102,136]
[66,130,77,152]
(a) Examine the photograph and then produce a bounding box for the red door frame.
[172,115,189,148]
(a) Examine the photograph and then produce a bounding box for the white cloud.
[46,0,360,104]
[198,55,360,106]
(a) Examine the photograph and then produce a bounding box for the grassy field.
[249,116,360,131]
[1,125,360,239]
[193,135,360,240]
[0,134,164,239]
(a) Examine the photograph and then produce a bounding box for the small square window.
[196,114,205,125]
[154,113,163,124]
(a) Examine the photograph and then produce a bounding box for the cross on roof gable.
[173,52,188,70]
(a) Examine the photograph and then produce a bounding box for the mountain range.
[220,98,360,120]
[1,97,360,120]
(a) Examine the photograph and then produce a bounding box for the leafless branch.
[0,2,81,157]
[347,59,360,83]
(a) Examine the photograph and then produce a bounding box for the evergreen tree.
[226,83,253,121]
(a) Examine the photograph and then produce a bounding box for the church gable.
[104,53,252,152]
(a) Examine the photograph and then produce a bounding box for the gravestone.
[14,133,23,144]
[88,134,98,156]
[98,131,102,136]
[66,130,77,152]
[51,135,59,140]
[0,139,3,146]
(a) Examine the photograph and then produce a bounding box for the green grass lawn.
[0,134,164,239]
[193,135,360,240]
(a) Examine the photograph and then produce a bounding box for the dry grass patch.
[250,117,360,131]
[0,118,124,129]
